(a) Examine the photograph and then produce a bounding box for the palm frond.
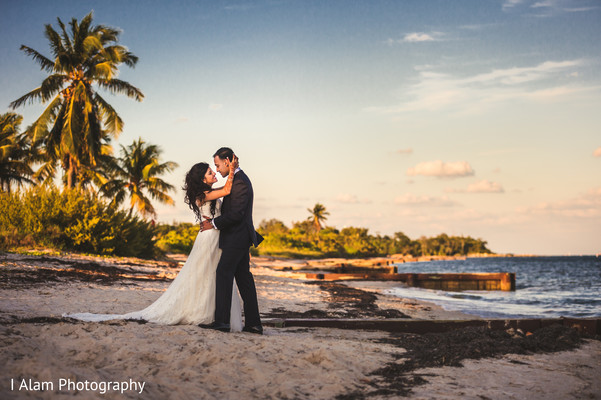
[83,35,103,54]
[94,25,120,44]
[0,142,16,160]
[10,87,44,109]
[141,162,155,180]
[130,191,156,218]
[72,13,94,54]
[25,94,62,142]
[44,23,63,58]
[62,87,79,154]
[19,45,54,72]
[93,61,114,79]
[33,160,58,183]
[57,18,73,53]
[97,79,144,101]
[121,51,139,68]
[0,113,23,134]
[43,101,67,149]
[94,92,124,135]
[40,74,69,102]
[146,187,175,205]
[152,160,179,175]
[11,74,65,109]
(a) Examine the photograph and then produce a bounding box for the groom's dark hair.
[213,147,234,162]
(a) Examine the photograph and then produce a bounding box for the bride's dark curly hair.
[183,162,217,222]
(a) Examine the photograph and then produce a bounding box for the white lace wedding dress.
[64,200,243,331]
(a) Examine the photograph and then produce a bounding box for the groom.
[199,147,263,334]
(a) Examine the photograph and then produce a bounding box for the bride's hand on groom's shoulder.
[231,154,239,171]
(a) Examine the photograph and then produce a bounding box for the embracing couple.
[67,147,264,335]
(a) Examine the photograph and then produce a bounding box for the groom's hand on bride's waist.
[200,216,215,232]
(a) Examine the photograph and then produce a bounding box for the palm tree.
[9,12,143,189]
[100,138,178,219]
[0,112,34,192]
[307,203,329,233]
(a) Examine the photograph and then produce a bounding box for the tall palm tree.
[9,12,143,189]
[307,203,330,233]
[100,138,178,219]
[0,112,34,192]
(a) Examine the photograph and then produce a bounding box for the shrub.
[0,186,156,257]
[155,223,198,254]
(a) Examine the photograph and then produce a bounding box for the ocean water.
[388,256,601,319]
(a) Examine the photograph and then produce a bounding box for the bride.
[65,157,243,331]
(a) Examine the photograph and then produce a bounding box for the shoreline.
[1,251,600,399]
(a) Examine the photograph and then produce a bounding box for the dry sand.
[1,251,599,399]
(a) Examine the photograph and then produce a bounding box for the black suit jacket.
[213,170,263,249]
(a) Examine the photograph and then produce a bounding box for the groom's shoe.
[199,322,230,332]
[242,325,263,335]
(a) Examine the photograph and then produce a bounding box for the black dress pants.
[214,246,261,327]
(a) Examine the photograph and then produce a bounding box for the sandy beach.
[1,251,599,399]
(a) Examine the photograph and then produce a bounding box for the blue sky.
[1,0,600,255]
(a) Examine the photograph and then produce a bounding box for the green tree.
[340,227,377,256]
[100,138,178,219]
[155,222,198,253]
[307,203,329,233]
[258,219,289,235]
[392,232,413,255]
[0,112,34,192]
[9,12,143,189]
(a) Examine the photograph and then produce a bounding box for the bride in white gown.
[65,159,243,331]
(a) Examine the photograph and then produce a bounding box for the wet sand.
[1,251,599,399]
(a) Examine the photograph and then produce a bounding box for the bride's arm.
[199,155,238,202]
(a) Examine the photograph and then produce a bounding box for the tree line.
[254,205,492,258]
[155,203,492,258]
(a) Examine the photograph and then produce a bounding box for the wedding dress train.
[65,201,243,331]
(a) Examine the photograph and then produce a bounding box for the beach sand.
[1,252,599,399]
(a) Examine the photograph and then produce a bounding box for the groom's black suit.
[213,169,263,328]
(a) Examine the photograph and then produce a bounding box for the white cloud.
[403,32,436,42]
[503,0,524,10]
[594,147,601,157]
[446,180,505,193]
[467,180,505,193]
[336,194,372,204]
[407,160,474,178]
[394,194,457,207]
[366,59,593,115]
[467,60,581,85]
[520,187,601,218]
[460,23,499,31]
[525,0,599,16]
[564,7,599,12]
[532,1,553,8]
[396,148,413,155]
[209,103,223,111]
[386,32,444,45]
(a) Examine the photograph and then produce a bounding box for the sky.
[1,0,600,255]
